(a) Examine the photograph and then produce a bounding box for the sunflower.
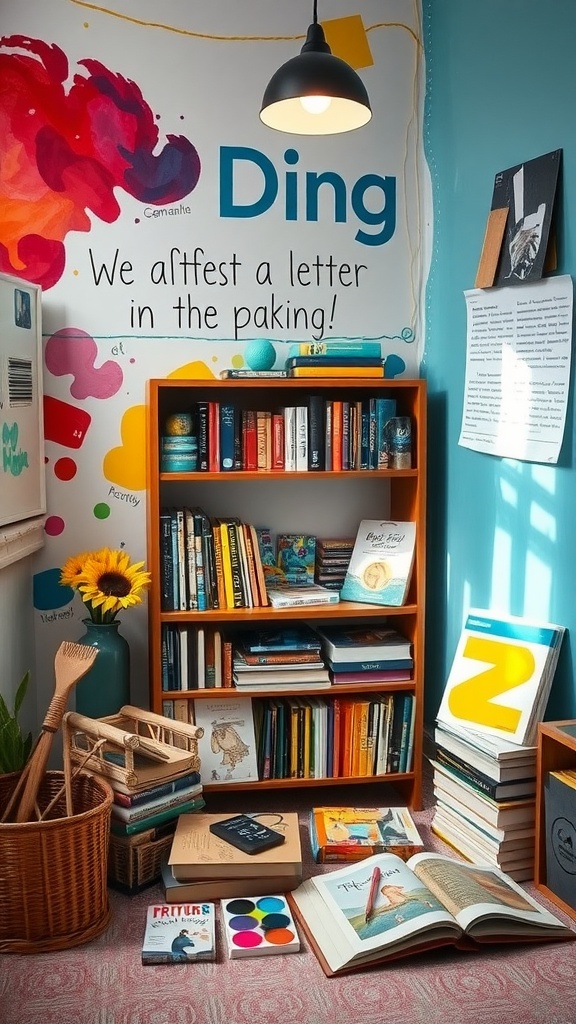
[61,547,151,623]
[60,550,96,588]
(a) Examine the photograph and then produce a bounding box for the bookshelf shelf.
[146,376,427,808]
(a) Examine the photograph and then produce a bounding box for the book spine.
[272,413,285,469]
[289,341,382,357]
[256,411,268,470]
[283,406,297,470]
[227,522,245,607]
[111,784,202,823]
[376,398,397,469]
[368,397,377,470]
[233,406,243,470]
[192,511,207,611]
[324,400,333,471]
[176,509,187,610]
[160,511,175,610]
[218,521,236,608]
[332,401,343,471]
[110,796,205,835]
[210,520,228,609]
[169,510,180,610]
[197,402,209,471]
[241,409,258,470]
[184,508,198,610]
[208,401,220,472]
[222,637,234,687]
[219,403,236,471]
[341,402,350,470]
[296,406,308,471]
[307,394,324,471]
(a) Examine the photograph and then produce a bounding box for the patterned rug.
[2,775,576,1024]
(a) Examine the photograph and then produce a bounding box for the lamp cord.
[313,0,318,25]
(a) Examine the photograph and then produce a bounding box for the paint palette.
[221,895,300,959]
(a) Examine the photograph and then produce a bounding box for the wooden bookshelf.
[146,377,427,808]
[534,719,576,920]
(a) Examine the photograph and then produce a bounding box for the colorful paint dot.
[93,502,111,520]
[231,931,262,949]
[225,899,255,915]
[44,516,65,537]
[135,218,140,224]
[54,457,77,481]
[33,568,71,611]
[231,354,244,369]
[256,897,285,913]
[73,269,79,276]
[260,913,290,930]
[229,915,259,931]
[264,928,296,945]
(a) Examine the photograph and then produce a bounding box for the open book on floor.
[288,851,574,977]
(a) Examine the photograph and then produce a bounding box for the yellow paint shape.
[168,361,216,380]
[103,404,147,490]
[447,636,536,734]
[322,15,373,70]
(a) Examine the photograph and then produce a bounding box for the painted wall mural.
[0,0,429,710]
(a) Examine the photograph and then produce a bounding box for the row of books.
[161,623,415,692]
[160,506,269,612]
[163,396,408,474]
[252,691,415,781]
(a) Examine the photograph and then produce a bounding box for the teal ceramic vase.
[74,619,130,718]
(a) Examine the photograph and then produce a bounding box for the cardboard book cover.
[141,902,216,964]
[340,520,416,606]
[169,811,302,881]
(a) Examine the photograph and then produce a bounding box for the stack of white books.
[431,609,565,881]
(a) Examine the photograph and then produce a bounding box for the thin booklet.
[288,851,574,977]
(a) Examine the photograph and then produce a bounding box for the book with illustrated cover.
[288,851,574,977]
[340,520,416,607]
[314,625,412,663]
[169,811,302,881]
[309,806,424,863]
[288,341,382,358]
[436,610,565,747]
[277,533,316,586]
[237,627,321,653]
[193,696,258,784]
[141,902,216,964]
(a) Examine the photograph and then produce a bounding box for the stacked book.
[256,527,339,608]
[313,623,414,685]
[314,536,354,591]
[430,608,565,881]
[309,805,424,863]
[161,811,303,903]
[284,340,385,379]
[109,768,205,839]
[232,627,331,692]
[431,721,537,881]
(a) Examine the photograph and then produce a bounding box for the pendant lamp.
[260,1,372,136]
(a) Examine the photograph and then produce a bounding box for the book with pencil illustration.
[288,851,574,977]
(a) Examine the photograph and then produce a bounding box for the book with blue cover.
[237,627,322,653]
[314,625,412,663]
[277,533,316,586]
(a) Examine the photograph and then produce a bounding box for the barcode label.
[8,357,33,406]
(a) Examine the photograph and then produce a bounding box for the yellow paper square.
[321,15,374,70]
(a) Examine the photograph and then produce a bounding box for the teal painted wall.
[423,0,576,723]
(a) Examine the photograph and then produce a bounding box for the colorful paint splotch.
[33,566,71,611]
[0,35,201,289]
[45,327,124,399]
[53,457,77,481]
[43,394,91,448]
[103,403,147,491]
[44,515,65,536]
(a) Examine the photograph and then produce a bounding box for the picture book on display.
[193,696,258,784]
[141,903,216,965]
[288,851,574,977]
[221,894,300,959]
[340,520,416,607]
[168,811,302,882]
[436,609,565,746]
[309,806,425,863]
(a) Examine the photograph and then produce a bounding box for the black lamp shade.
[260,22,372,135]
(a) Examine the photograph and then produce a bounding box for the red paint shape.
[43,394,91,449]
[54,456,77,480]
[45,515,65,537]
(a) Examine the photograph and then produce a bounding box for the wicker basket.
[108,823,176,894]
[0,770,113,954]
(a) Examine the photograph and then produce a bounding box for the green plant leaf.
[14,670,30,718]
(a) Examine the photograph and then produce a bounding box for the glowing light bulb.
[300,94,332,115]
